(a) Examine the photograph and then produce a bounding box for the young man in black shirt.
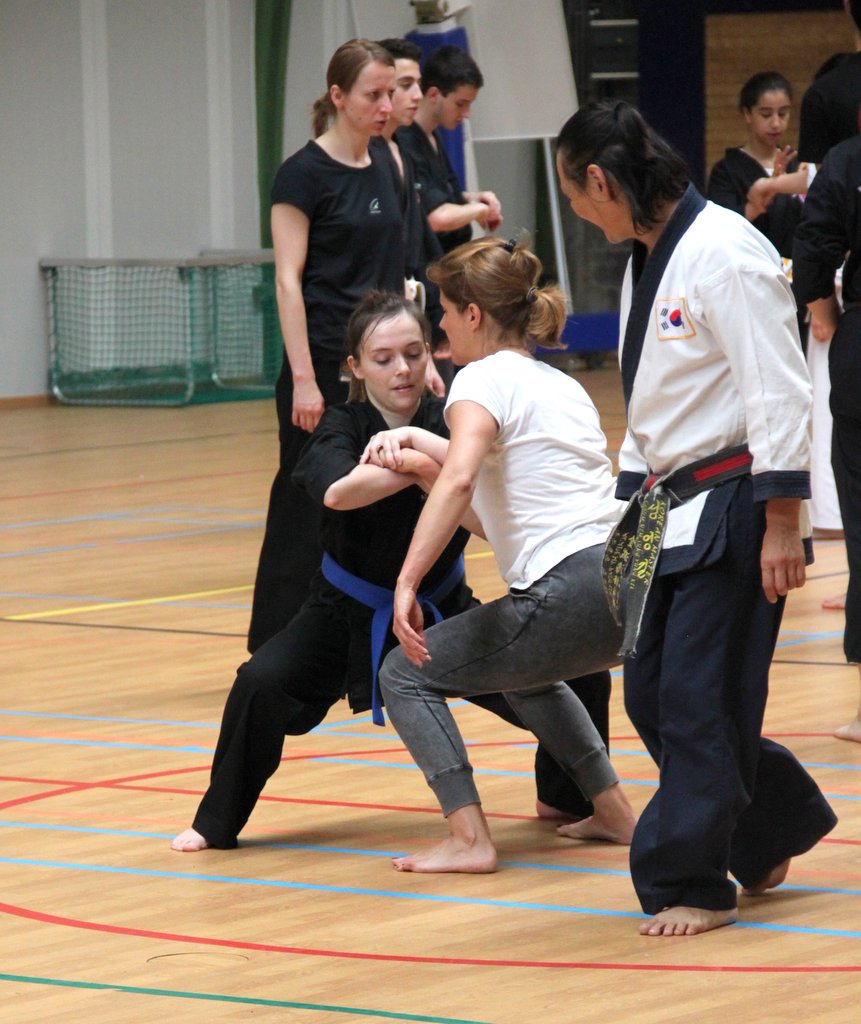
[396,44,503,254]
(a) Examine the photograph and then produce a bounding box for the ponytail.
[311,93,335,138]
[428,237,567,352]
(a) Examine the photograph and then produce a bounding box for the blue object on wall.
[406,24,470,188]
[536,312,620,354]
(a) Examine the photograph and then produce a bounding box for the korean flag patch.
[655,297,696,341]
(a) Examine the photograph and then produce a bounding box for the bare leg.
[639,906,738,937]
[741,857,791,896]
[170,827,209,852]
[554,782,636,845]
[392,803,498,874]
[835,667,861,743]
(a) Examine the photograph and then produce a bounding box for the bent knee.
[379,646,421,700]
[232,662,330,734]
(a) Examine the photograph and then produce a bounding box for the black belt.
[603,444,753,657]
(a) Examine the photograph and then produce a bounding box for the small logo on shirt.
[655,297,696,340]
[369,198,381,215]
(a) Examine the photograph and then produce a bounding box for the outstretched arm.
[392,401,497,665]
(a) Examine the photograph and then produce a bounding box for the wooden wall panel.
[705,11,852,178]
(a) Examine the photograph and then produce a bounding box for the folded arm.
[361,425,486,536]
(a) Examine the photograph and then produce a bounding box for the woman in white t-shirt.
[372,237,636,874]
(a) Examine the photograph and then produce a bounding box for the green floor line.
[0,971,496,1024]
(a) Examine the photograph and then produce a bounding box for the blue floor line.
[1,853,859,936]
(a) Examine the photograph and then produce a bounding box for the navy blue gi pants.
[624,478,837,914]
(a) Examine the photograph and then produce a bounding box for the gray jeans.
[379,544,623,816]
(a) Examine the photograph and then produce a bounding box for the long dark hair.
[556,101,689,234]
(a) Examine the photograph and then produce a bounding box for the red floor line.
[5,774,861,834]
[0,900,857,974]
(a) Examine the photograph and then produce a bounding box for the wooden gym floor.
[1,362,859,1023]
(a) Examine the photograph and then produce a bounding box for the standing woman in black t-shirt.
[248,39,406,652]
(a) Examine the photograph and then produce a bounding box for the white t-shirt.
[445,350,623,590]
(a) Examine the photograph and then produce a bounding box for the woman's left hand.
[361,429,409,469]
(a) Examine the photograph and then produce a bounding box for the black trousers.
[829,308,861,663]
[624,479,837,914]
[247,356,348,654]
[193,595,612,848]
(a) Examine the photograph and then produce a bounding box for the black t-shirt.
[370,136,445,345]
[271,141,405,358]
[292,395,473,712]
[395,122,472,253]
[798,53,861,164]
[707,147,803,258]
[293,395,470,593]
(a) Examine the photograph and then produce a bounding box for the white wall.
[1,0,575,400]
[282,1,561,299]
[0,0,258,399]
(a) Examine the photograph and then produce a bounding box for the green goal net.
[41,254,283,405]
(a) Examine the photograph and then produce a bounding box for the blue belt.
[321,551,465,726]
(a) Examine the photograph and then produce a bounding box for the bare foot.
[556,814,633,845]
[835,717,861,743]
[822,592,846,610]
[535,799,584,822]
[742,857,791,896]
[556,782,636,845]
[170,827,209,852]
[639,906,737,936]
[392,835,498,873]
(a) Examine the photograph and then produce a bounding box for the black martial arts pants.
[247,356,348,654]
[194,597,613,848]
[830,307,861,663]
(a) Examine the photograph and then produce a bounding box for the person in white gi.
[555,100,837,937]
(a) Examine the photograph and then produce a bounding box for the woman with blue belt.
[171,292,609,852]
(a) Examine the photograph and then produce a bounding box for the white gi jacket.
[616,186,813,570]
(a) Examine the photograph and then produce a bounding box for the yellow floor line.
[7,585,253,621]
[7,551,495,621]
